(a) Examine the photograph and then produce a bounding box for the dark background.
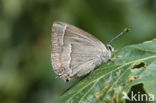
[0,0,156,103]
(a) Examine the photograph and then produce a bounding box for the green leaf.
[57,39,156,103]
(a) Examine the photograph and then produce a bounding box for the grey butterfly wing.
[51,22,111,81]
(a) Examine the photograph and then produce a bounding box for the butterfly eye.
[106,44,114,52]
[108,46,112,51]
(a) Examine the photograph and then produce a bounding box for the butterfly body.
[51,22,113,82]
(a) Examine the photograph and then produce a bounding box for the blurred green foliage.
[0,0,156,103]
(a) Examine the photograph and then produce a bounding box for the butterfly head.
[106,44,114,52]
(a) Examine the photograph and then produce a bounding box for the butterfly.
[51,21,129,82]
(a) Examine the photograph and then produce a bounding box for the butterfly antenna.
[108,28,130,44]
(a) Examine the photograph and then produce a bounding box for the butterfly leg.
[110,56,121,62]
